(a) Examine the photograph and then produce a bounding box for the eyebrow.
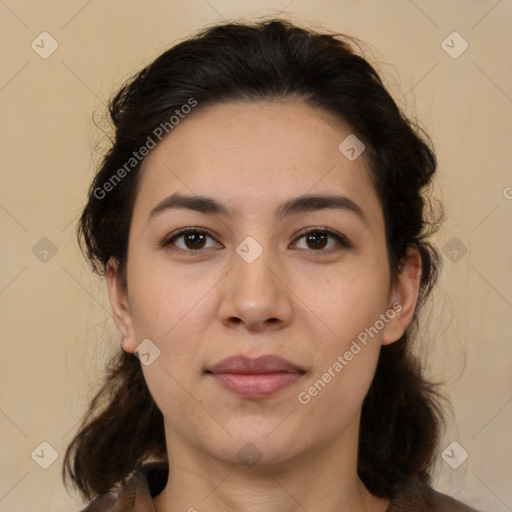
[149,192,368,224]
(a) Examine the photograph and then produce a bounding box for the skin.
[107,99,421,512]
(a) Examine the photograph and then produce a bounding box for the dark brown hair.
[63,18,444,501]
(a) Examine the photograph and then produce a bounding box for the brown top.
[78,461,481,512]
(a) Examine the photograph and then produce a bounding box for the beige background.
[1,1,511,511]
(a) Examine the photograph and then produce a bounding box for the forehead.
[134,99,382,225]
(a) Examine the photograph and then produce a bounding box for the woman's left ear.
[381,246,422,346]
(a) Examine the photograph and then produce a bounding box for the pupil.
[307,232,327,249]
[185,233,206,249]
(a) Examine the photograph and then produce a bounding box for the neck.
[153,422,389,512]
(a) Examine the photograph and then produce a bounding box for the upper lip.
[207,355,305,375]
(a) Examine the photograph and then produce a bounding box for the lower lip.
[210,372,303,398]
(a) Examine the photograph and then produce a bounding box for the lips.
[208,354,304,374]
[206,355,305,398]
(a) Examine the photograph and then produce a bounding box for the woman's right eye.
[163,228,222,253]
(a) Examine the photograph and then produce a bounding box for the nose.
[218,245,294,332]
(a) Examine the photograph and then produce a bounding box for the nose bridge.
[232,237,279,302]
[218,235,293,329]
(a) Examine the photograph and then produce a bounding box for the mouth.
[205,354,306,398]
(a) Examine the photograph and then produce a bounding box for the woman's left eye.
[292,229,351,251]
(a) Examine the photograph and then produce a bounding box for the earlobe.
[381,246,422,346]
[106,257,138,353]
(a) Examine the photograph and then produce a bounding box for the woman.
[63,18,481,512]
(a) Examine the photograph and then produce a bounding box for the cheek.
[126,267,221,411]
[130,273,214,426]
[128,264,215,341]
[302,258,390,340]
[297,287,386,420]
[298,259,390,394]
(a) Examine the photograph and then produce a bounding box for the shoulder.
[388,476,482,512]
[76,461,169,512]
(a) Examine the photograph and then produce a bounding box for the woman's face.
[108,99,418,468]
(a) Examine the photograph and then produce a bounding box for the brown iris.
[183,232,207,249]
[305,231,328,250]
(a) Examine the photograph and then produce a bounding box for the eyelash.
[161,227,352,255]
